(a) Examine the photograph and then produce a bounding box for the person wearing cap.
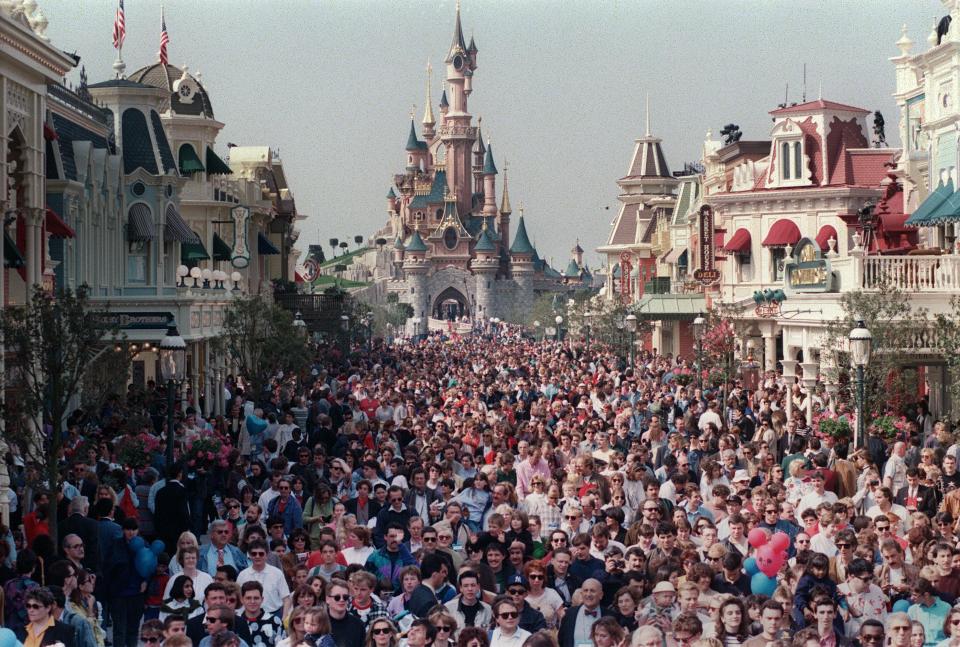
[729,469,752,496]
[796,470,838,524]
[504,574,546,634]
[635,581,679,634]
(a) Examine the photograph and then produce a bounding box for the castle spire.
[483,142,498,175]
[645,93,651,137]
[422,60,435,129]
[447,0,467,61]
[405,118,420,151]
[500,160,512,215]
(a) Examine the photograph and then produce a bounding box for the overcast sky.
[44,0,935,268]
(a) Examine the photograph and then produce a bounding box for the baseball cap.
[652,582,676,594]
[506,574,528,589]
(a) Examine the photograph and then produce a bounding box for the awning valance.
[206,147,233,175]
[762,219,801,247]
[632,294,707,321]
[164,204,198,244]
[815,225,838,250]
[127,203,155,242]
[923,186,960,226]
[178,144,204,175]
[724,228,752,253]
[906,180,953,226]
[4,231,25,268]
[212,232,232,261]
[181,231,210,263]
[663,247,688,264]
[258,231,280,255]
[45,207,75,239]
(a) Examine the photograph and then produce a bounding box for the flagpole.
[112,0,126,78]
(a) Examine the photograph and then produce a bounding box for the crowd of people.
[0,321,951,647]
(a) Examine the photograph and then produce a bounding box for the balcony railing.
[861,255,960,292]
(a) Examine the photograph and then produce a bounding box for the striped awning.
[181,231,210,263]
[178,144,205,175]
[906,181,953,226]
[212,232,232,261]
[258,231,280,255]
[127,203,155,241]
[663,247,687,263]
[164,204,199,244]
[206,147,233,175]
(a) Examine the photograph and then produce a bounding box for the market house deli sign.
[694,205,720,285]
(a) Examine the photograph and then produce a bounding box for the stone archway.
[432,286,468,321]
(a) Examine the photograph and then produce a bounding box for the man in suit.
[19,587,76,647]
[59,496,100,574]
[154,463,191,554]
[895,468,937,518]
[557,578,609,647]
[344,480,382,526]
[92,498,121,575]
[71,462,98,502]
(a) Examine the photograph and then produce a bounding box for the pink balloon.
[769,532,790,553]
[756,544,785,578]
[748,527,769,549]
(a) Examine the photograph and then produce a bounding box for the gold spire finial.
[409,104,416,120]
[500,158,512,215]
[422,60,435,126]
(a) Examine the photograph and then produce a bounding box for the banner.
[694,205,720,285]
[231,206,250,268]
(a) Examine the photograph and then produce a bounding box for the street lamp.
[293,311,307,337]
[411,316,422,342]
[533,320,541,341]
[850,319,873,448]
[584,311,593,352]
[159,321,186,470]
[692,313,706,391]
[555,315,563,341]
[625,313,637,371]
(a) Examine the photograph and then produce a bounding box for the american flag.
[159,7,169,65]
[112,0,125,50]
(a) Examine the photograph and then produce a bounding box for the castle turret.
[403,230,430,323]
[405,119,427,172]
[482,142,498,217]
[499,165,512,253]
[472,219,499,319]
[510,206,535,307]
[473,118,485,195]
[571,240,584,267]
[443,2,476,216]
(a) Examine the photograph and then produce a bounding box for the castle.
[377,5,580,322]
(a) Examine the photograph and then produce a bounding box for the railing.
[428,317,472,334]
[862,255,960,292]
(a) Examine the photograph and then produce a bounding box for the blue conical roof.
[510,215,535,255]
[439,90,449,109]
[475,225,497,252]
[564,259,582,278]
[393,235,404,250]
[405,120,420,151]
[405,230,428,252]
[483,144,498,175]
[387,186,396,199]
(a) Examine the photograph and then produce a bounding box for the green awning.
[924,186,960,226]
[181,232,210,264]
[4,231,24,268]
[178,144,205,175]
[631,293,706,321]
[206,147,233,175]
[906,180,953,226]
[212,232,232,261]
[258,232,280,255]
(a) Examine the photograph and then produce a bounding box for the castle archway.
[432,286,469,321]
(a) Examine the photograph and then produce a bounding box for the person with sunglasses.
[236,540,289,615]
[198,605,249,647]
[324,580,365,647]
[837,558,887,638]
[489,597,530,647]
[21,586,75,647]
[364,618,400,647]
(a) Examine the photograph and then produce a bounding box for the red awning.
[723,228,752,253]
[762,219,801,247]
[815,225,837,250]
[45,207,75,239]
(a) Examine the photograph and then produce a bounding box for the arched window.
[792,142,802,180]
[781,142,790,180]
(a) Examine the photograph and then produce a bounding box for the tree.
[823,285,929,417]
[214,295,310,403]
[1,286,127,543]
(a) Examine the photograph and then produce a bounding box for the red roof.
[762,219,801,247]
[45,207,75,239]
[769,99,871,116]
[815,225,837,250]
[723,228,752,253]
[848,150,894,187]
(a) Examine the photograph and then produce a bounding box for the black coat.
[17,620,76,647]
[154,480,191,550]
[895,484,938,517]
[60,512,101,573]
[557,605,611,647]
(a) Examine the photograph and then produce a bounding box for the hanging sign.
[694,205,720,285]
[231,206,250,268]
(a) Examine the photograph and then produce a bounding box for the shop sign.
[694,205,720,285]
[619,251,633,304]
[231,206,250,268]
[786,238,834,292]
[93,311,173,330]
[755,302,781,318]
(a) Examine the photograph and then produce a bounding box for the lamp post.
[411,316,422,342]
[533,320,541,341]
[692,313,706,392]
[584,311,593,352]
[625,313,637,371]
[849,320,873,449]
[293,310,307,337]
[159,321,187,470]
[555,315,563,342]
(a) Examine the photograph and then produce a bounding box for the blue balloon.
[129,536,146,553]
[744,557,759,576]
[135,547,158,579]
[150,539,165,556]
[0,627,18,647]
[892,599,911,613]
[750,572,777,597]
